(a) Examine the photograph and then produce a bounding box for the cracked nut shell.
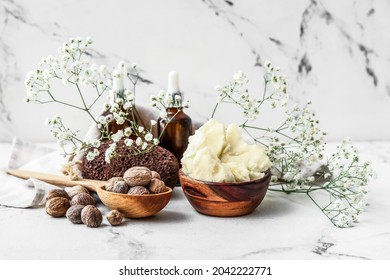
[81,205,102,227]
[66,205,85,224]
[106,210,124,226]
[123,166,152,187]
[46,197,71,217]
[128,186,150,195]
[66,185,89,199]
[45,189,70,202]
[70,193,96,206]
[148,178,167,194]
[105,177,125,192]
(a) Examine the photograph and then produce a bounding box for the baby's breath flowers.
[150,89,189,120]
[25,37,160,162]
[212,61,375,228]
[149,89,190,141]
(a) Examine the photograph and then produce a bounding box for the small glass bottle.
[158,71,192,163]
[105,68,144,138]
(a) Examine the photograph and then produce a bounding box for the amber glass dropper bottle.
[157,71,192,164]
[105,69,144,138]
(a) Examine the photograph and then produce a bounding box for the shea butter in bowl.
[179,118,273,217]
[179,170,271,217]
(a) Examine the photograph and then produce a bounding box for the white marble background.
[0,0,390,142]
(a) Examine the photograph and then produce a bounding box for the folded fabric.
[0,138,64,208]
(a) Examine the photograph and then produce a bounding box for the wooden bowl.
[96,186,173,218]
[179,169,271,217]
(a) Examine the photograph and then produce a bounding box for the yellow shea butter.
[181,119,272,182]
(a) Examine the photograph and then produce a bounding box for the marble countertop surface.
[0,141,389,260]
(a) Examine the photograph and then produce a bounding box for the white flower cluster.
[213,64,287,121]
[24,37,111,105]
[211,61,375,228]
[45,115,82,155]
[25,37,161,163]
[321,138,374,227]
[267,102,326,189]
[150,90,189,120]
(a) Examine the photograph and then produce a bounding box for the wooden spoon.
[7,169,104,192]
[6,169,172,218]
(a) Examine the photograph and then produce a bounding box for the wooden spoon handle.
[6,169,104,192]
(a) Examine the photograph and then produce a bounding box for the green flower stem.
[211,103,219,118]
[75,83,98,124]
[158,109,181,140]
[44,91,86,111]
[88,83,107,110]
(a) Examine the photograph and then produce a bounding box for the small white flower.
[138,126,144,133]
[98,116,108,125]
[135,137,143,146]
[124,139,134,147]
[150,120,157,126]
[116,98,124,105]
[333,211,354,228]
[145,133,153,142]
[113,113,125,125]
[111,130,124,142]
[124,127,132,137]
[153,138,159,145]
[86,152,96,161]
[141,142,148,150]
[158,90,166,98]
[123,101,133,110]
[91,139,101,148]
[126,94,134,102]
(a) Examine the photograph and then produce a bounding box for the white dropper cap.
[167,71,180,94]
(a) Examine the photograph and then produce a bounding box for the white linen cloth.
[0,138,65,208]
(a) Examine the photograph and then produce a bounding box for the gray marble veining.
[0,0,389,142]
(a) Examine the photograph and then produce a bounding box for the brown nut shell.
[111,181,130,194]
[45,197,71,217]
[70,193,96,206]
[106,210,124,226]
[123,166,152,187]
[66,185,89,199]
[66,205,85,224]
[105,177,125,192]
[81,205,102,227]
[128,186,150,195]
[45,189,70,202]
[148,178,167,194]
[151,171,161,180]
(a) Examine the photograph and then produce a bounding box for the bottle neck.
[166,107,183,114]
